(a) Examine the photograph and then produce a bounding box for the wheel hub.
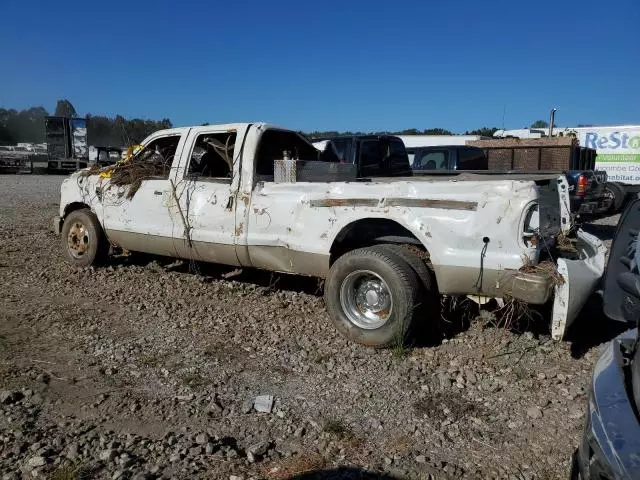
[67,222,90,258]
[340,271,393,329]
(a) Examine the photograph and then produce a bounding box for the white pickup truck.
[54,123,606,347]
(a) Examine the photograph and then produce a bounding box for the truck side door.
[102,129,190,257]
[170,127,244,265]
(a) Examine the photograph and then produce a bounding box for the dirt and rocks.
[0,175,625,480]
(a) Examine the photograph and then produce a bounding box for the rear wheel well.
[63,202,91,218]
[330,219,428,264]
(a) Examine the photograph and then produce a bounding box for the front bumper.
[571,330,640,480]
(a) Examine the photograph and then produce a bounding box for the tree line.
[0,98,556,147]
[0,100,172,147]
[304,127,501,139]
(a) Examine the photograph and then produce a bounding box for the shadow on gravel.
[287,468,401,479]
[410,296,477,348]
[581,222,617,241]
[112,253,326,296]
[565,294,630,359]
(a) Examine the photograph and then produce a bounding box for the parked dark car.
[571,199,640,480]
[313,135,412,178]
[407,145,488,172]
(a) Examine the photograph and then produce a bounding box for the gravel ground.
[0,175,625,480]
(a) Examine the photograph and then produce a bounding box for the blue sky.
[1,0,638,132]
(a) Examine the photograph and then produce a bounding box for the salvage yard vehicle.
[407,145,488,172]
[311,135,412,177]
[571,199,640,480]
[54,123,605,347]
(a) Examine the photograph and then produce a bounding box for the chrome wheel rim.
[340,270,392,329]
[67,221,90,259]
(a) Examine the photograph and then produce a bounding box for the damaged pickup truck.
[54,123,606,347]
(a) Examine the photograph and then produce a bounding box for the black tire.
[376,244,443,344]
[375,244,435,295]
[60,208,110,267]
[324,246,421,348]
[606,182,625,213]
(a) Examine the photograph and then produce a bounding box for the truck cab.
[312,135,412,177]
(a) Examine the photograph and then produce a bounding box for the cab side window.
[186,132,236,180]
[132,135,181,179]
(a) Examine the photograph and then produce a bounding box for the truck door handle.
[154,190,163,196]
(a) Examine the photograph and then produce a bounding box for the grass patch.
[412,391,478,422]
[391,342,410,359]
[51,461,89,480]
[313,353,331,364]
[323,418,352,438]
[262,453,326,479]
[138,353,161,367]
[178,372,209,387]
[203,345,217,357]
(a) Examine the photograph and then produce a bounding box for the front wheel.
[324,246,420,348]
[60,208,110,267]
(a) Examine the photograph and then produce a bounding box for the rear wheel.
[60,209,109,267]
[605,182,626,213]
[375,244,435,294]
[324,246,421,348]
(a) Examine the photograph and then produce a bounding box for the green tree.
[0,124,15,145]
[399,128,420,135]
[466,127,498,137]
[422,128,453,135]
[0,106,49,143]
[530,120,549,128]
[54,99,78,118]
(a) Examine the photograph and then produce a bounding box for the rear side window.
[415,150,449,170]
[458,147,487,170]
[255,129,320,179]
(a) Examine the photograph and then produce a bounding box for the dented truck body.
[55,123,604,345]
